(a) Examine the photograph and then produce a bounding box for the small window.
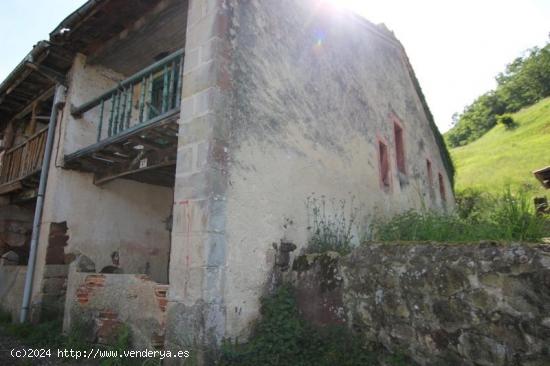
[394,123,405,174]
[426,159,433,191]
[378,141,390,189]
[438,173,446,202]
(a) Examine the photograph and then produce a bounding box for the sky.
[0,0,549,132]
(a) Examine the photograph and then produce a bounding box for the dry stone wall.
[291,242,550,366]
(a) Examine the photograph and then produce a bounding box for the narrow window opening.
[394,123,405,174]
[426,159,433,194]
[438,173,446,202]
[379,141,390,189]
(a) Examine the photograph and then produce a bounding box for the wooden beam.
[0,180,23,195]
[93,143,175,185]
[94,157,176,186]
[4,51,49,96]
[26,63,67,86]
[28,101,39,135]
[5,86,55,125]
[92,151,128,164]
[128,136,166,150]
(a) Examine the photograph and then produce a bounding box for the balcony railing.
[71,49,184,143]
[0,127,48,188]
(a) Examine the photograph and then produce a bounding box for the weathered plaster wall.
[64,270,168,348]
[167,0,456,354]
[221,0,455,339]
[291,242,550,366]
[63,54,124,156]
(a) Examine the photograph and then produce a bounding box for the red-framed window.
[426,159,433,191]
[438,172,446,202]
[394,122,406,174]
[378,140,390,190]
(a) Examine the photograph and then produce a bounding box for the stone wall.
[291,242,550,366]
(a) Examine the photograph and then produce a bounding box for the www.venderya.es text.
[11,348,190,360]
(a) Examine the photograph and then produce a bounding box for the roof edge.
[0,40,51,97]
[50,0,105,42]
[397,41,456,188]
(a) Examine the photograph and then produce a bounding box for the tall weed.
[375,188,547,242]
[305,195,357,255]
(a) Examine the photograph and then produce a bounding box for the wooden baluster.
[9,150,16,180]
[126,84,134,129]
[21,144,28,178]
[169,60,176,110]
[97,99,105,142]
[119,89,127,134]
[146,73,153,120]
[108,94,115,137]
[139,77,146,123]
[36,132,45,170]
[27,139,34,174]
[162,65,170,113]
[11,150,19,180]
[9,152,16,181]
[19,146,25,179]
[175,57,183,107]
[113,92,121,135]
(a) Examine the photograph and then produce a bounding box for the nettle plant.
[305,195,358,255]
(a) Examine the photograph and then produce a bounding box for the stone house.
[0,0,454,359]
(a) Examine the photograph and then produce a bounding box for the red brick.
[99,310,118,320]
[151,333,165,350]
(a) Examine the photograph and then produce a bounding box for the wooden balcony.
[64,50,183,187]
[0,127,48,195]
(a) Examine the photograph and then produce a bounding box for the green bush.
[375,188,547,242]
[497,114,517,129]
[219,285,409,366]
[306,195,357,255]
[454,188,487,220]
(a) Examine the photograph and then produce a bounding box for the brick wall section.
[96,309,123,344]
[46,222,69,265]
[68,273,167,349]
[155,284,169,312]
[75,274,105,305]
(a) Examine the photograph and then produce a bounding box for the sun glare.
[322,0,390,25]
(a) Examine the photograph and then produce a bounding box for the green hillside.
[451,97,550,195]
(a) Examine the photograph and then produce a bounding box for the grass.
[451,97,550,196]
[0,310,146,365]
[374,188,547,242]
